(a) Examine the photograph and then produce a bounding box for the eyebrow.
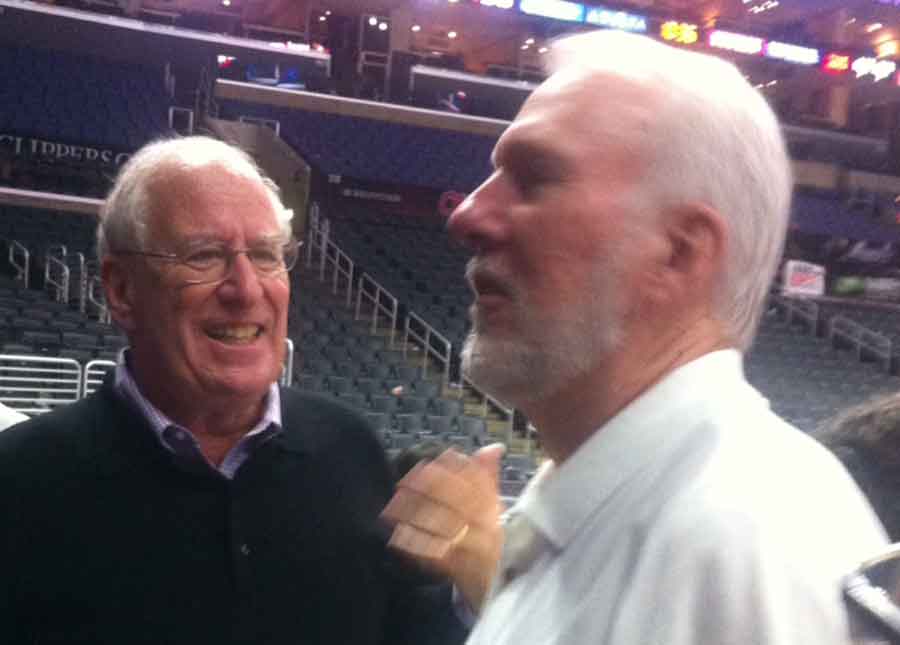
[492,138,568,174]
[492,138,570,185]
[176,233,287,248]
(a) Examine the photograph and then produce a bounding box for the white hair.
[549,31,793,350]
[98,136,292,260]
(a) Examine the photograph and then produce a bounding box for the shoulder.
[653,402,885,578]
[0,392,105,459]
[279,387,388,462]
[280,387,377,440]
[281,386,373,428]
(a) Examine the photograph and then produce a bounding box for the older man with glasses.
[0,137,468,645]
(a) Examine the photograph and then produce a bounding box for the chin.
[461,333,531,404]
[208,366,279,400]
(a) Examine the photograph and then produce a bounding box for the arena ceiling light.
[867,23,884,33]
[708,29,764,56]
[765,40,820,65]
[411,24,421,32]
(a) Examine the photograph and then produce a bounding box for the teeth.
[207,325,261,342]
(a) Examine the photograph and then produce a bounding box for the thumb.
[473,442,505,488]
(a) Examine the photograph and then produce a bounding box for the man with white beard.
[381,30,887,645]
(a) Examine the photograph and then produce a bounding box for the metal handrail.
[305,202,321,268]
[44,243,67,262]
[82,359,116,398]
[829,315,893,372]
[403,312,451,386]
[169,106,195,135]
[355,273,398,347]
[281,338,294,387]
[776,295,819,331]
[0,354,82,416]
[324,241,355,306]
[44,256,70,304]
[73,253,88,313]
[8,240,29,288]
[305,210,353,304]
[317,218,331,279]
[87,275,110,323]
[461,373,514,438]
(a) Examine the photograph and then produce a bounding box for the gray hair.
[98,136,292,261]
[548,31,792,350]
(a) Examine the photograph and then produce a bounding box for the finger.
[388,522,455,561]
[396,458,491,522]
[434,447,499,493]
[430,449,501,516]
[381,487,468,538]
[472,443,506,487]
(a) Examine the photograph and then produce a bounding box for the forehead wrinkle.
[145,164,278,243]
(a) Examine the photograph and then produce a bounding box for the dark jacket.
[0,383,465,644]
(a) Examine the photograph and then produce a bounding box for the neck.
[522,315,730,464]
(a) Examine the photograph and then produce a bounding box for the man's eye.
[516,172,546,199]
[184,249,224,268]
[512,163,555,198]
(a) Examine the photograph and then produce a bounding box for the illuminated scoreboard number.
[660,21,698,46]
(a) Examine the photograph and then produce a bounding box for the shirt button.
[240,543,251,556]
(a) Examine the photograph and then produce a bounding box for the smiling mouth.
[205,324,263,344]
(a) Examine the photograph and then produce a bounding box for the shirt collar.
[511,349,763,551]
[113,350,283,451]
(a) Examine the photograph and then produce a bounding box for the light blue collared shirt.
[113,353,283,479]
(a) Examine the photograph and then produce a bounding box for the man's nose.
[447,175,508,253]
[218,252,264,304]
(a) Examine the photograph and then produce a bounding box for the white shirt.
[0,403,27,432]
[468,350,887,645]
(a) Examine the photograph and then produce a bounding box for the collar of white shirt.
[509,349,761,554]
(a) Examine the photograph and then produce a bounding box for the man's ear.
[644,204,727,306]
[101,257,138,333]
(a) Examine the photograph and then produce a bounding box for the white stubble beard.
[460,256,628,409]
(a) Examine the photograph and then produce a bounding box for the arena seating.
[217,99,495,193]
[792,194,900,241]
[320,204,900,434]
[326,207,471,348]
[785,126,892,175]
[747,313,899,431]
[288,258,506,460]
[0,205,96,255]
[0,272,122,359]
[0,45,171,150]
[814,300,900,362]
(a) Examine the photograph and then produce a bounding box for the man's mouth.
[205,324,263,344]
[471,272,515,300]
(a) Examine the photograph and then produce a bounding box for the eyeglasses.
[115,240,302,285]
